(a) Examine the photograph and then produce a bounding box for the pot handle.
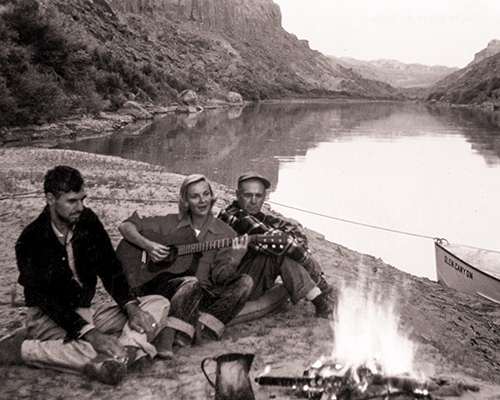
[201,357,216,388]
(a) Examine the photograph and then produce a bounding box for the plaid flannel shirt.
[219,201,312,264]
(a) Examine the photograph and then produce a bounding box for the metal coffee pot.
[201,353,255,400]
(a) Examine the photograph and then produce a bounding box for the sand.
[1,147,500,399]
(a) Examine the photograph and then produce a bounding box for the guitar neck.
[176,234,286,256]
[177,238,235,255]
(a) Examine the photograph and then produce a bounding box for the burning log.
[255,374,430,399]
[256,373,479,399]
[255,360,479,399]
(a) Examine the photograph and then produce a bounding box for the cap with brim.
[238,172,271,189]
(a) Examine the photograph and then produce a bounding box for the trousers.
[238,249,318,303]
[199,274,254,338]
[21,294,169,374]
[137,275,201,340]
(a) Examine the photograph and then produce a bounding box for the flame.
[330,281,416,377]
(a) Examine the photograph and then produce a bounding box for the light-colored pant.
[21,295,169,374]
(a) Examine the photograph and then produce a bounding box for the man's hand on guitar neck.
[229,234,249,267]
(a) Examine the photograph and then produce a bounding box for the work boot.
[175,331,193,348]
[83,354,127,385]
[153,327,175,360]
[311,288,335,319]
[317,276,332,294]
[200,325,220,342]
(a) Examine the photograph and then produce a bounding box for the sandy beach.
[1,147,500,399]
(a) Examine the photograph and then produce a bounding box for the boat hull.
[435,241,500,304]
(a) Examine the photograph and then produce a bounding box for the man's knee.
[139,294,170,309]
[241,274,253,290]
[235,274,254,297]
[279,256,302,273]
[176,276,202,299]
[179,276,201,290]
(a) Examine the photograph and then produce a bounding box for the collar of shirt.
[51,221,73,245]
[176,213,224,236]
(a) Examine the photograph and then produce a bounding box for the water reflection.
[57,101,500,279]
[59,101,414,187]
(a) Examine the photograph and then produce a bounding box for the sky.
[273,0,500,68]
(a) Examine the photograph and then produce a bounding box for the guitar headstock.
[251,234,288,250]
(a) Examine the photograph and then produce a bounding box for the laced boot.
[125,346,154,372]
[311,289,335,320]
[317,275,332,294]
[83,353,127,385]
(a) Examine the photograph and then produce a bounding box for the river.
[56,100,500,280]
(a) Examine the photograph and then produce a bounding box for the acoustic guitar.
[116,228,288,289]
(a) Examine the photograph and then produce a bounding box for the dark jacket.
[16,206,135,339]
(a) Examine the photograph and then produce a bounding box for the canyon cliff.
[35,0,400,100]
[428,39,500,107]
[468,39,500,67]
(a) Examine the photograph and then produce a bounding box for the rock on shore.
[1,148,500,399]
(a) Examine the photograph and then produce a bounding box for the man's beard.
[56,210,80,228]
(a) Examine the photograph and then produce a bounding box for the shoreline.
[1,98,402,148]
[1,147,500,398]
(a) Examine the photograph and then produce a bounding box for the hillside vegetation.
[0,0,190,126]
[428,51,500,107]
[0,0,402,128]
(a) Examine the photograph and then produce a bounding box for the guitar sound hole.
[165,246,178,264]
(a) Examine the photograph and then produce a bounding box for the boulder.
[226,91,243,103]
[118,101,153,119]
[179,90,199,106]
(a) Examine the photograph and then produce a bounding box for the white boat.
[434,239,500,304]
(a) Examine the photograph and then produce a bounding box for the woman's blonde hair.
[178,174,217,220]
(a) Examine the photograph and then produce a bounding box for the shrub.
[457,89,480,105]
[12,66,70,124]
[0,76,17,126]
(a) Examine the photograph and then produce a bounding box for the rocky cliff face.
[428,44,500,106]
[106,0,282,37]
[36,0,399,101]
[468,39,500,66]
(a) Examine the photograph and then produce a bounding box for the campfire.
[255,359,431,399]
[256,281,479,399]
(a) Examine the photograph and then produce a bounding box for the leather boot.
[311,289,335,319]
[83,353,127,385]
[154,327,175,359]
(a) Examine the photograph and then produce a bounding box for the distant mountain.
[328,56,458,89]
[428,39,500,106]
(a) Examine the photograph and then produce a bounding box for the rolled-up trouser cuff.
[289,280,316,304]
[165,316,195,339]
[198,312,225,338]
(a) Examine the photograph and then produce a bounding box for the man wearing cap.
[218,172,335,319]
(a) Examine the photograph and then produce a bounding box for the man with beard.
[1,165,171,385]
[218,172,336,319]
